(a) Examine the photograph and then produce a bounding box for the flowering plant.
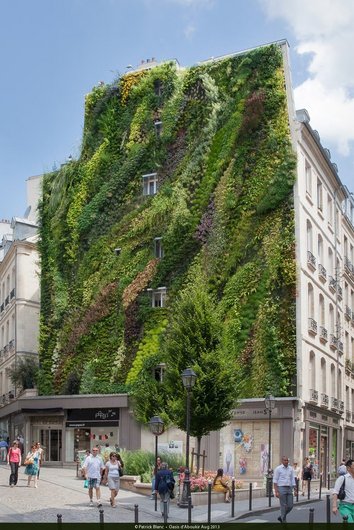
[177,470,243,492]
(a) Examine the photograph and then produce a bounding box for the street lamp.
[149,415,164,512]
[179,367,197,509]
[264,394,276,507]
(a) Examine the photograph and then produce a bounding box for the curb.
[234,497,325,520]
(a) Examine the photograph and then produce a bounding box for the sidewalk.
[0,463,328,523]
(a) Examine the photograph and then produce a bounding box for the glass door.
[40,429,62,462]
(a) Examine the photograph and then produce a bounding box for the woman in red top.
[7,440,22,486]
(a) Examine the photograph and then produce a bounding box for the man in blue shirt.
[273,456,296,523]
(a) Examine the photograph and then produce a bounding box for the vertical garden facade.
[38,42,297,416]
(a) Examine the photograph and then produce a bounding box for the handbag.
[119,467,123,477]
[338,477,346,500]
[24,456,34,466]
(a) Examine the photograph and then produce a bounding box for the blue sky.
[0,0,353,221]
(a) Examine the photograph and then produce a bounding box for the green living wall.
[38,44,296,400]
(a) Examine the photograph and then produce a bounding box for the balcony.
[0,303,3,313]
[3,344,8,354]
[308,318,318,336]
[338,341,344,355]
[329,275,336,293]
[318,263,327,282]
[331,397,339,411]
[339,400,345,413]
[330,334,338,350]
[309,389,319,404]
[8,339,15,351]
[307,251,317,271]
[338,285,343,301]
[321,393,329,408]
[346,305,352,320]
[344,256,354,278]
[10,288,15,299]
[5,296,9,307]
[319,326,328,343]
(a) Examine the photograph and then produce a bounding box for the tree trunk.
[196,436,202,475]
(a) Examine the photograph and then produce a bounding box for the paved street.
[0,463,330,524]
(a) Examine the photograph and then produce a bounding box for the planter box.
[120,476,140,492]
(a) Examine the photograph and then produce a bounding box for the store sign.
[67,408,119,423]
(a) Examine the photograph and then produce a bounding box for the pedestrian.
[103,452,122,507]
[16,436,24,456]
[213,468,231,502]
[301,457,313,495]
[35,442,44,480]
[292,461,301,495]
[151,456,161,499]
[332,459,354,522]
[24,443,40,488]
[273,456,296,523]
[338,459,347,476]
[82,446,105,507]
[7,440,22,487]
[155,462,175,518]
[0,439,8,461]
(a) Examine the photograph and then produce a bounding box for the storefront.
[344,427,354,460]
[304,406,340,479]
[0,392,141,465]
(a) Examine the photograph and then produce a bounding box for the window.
[318,235,323,264]
[307,220,313,252]
[142,173,158,196]
[331,364,335,396]
[154,363,166,382]
[154,237,164,258]
[317,179,323,211]
[308,283,314,319]
[306,162,312,196]
[319,294,325,326]
[154,121,162,137]
[329,304,334,334]
[148,287,167,308]
[154,80,164,97]
[321,358,327,393]
[309,351,316,389]
[327,194,333,226]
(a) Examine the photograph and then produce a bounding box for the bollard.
[326,494,331,524]
[188,495,192,524]
[76,460,79,478]
[319,473,323,500]
[163,500,168,523]
[99,508,104,529]
[309,507,314,524]
[249,482,253,511]
[57,514,62,527]
[295,477,299,503]
[231,477,235,518]
[134,504,139,524]
[307,478,311,500]
[327,472,331,490]
[207,480,212,523]
[343,514,349,524]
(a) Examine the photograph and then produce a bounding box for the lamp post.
[264,394,276,507]
[149,415,164,512]
[179,367,197,509]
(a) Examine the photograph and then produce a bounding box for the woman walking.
[24,444,40,488]
[104,452,123,507]
[35,442,44,480]
[7,440,22,487]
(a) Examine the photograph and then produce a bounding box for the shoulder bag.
[338,477,346,500]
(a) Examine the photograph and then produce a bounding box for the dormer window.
[154,80,164,97]
[154,237,164,258]
[142,173,158,196]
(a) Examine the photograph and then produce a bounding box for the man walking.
[82,446,105,507]
[333,459,354,522]
[273,456,296,523]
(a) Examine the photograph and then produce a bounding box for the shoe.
[97,501,102,508]
[10,484,14,488]
[89,500,94,507]
[277,516,283,523]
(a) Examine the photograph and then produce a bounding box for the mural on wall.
[260,443,270,474]
[239,457,247,474]
[223,444,234,475]
[158,440,183,455]
[234,429,254,452]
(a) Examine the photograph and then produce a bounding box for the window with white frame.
[321,358,327,393]
[142,173,158,196]
[329,304,334,334]
[317,179,323,211]
[154,237,164,258]
[327,194,333,226]
[147,287,167,308]
[309,351,316,389]
[318,235,323,264]
[154,363,166,382]
[307,220,313,252]
[319,294,325,326]
[308,283,314,319]
[330,363,335,396]
[305,162,312,196]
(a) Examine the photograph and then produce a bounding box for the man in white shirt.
[333,459,354,522]
[273,456,296,523]
[82,446,105,507]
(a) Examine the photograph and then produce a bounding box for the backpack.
[158,472,175,495]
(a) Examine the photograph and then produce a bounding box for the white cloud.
[259,0,354,158]
[184,24,196,39]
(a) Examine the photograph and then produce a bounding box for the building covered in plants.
[2,40,353,478]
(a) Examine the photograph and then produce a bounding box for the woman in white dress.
[103,452,123,507]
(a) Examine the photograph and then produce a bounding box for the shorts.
[88,478,100,489]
